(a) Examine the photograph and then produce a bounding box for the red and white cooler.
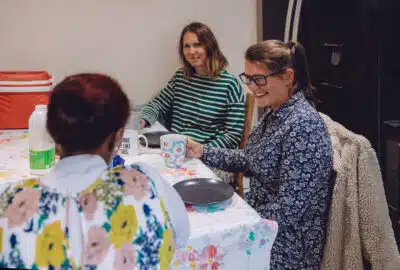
[0,71,53,129]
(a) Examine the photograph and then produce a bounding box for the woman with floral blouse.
[0,73,190,269]
[187,40,333,269]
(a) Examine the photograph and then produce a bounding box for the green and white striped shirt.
[141,69,245,148]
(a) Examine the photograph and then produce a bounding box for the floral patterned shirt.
[0,155,189,270]
[202,91,333,269]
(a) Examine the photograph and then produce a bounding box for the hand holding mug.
[186,138,204,159]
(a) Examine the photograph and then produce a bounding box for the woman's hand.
[186,138,204,159]
[140,119,146,129]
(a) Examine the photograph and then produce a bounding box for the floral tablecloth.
[0,129,278,270]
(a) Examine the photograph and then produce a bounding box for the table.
[0,128,278,270]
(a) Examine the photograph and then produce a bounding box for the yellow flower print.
[0,226,3,254]
[0,171,9,179]
[69,258,79,270]
[19,133,28,139]
[158,227,175,270]
[21,178,40,188]
[81,178,102,196]
[109,165,123,173]
[109,204,138,248]
[14,178,40,189]
[35,220,66,268]
[160,198,169,223]
[190,262,197,269]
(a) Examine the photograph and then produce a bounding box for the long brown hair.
[245,39,317,107]
[179,22,228,79]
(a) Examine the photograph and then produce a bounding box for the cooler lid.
[0,71,53,92]
[0,71,52,81]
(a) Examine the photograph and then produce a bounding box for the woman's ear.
[282,68,295,88]
[115,128,124,147]
[56,144,64,158]
[107,128,124,152]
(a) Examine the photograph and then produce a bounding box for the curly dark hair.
[47,73,131,154]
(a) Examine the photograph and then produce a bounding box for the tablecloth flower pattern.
[0,129,278,269]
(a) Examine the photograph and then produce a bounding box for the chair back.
[234,92,255,198]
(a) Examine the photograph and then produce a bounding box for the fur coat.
[320,113,400,270]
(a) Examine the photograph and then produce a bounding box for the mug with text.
[119,129,148,157]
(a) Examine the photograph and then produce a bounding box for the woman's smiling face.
[244,60,294,110]
[182,31,208,74]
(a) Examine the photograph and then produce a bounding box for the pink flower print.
[0,138,11,144]
[188,170,197,177]
[162,141,170,149]
[119,169,148,200]
[173,144,185,155]
[211,262,221,270]
[5,187,40,228]
[163,152,174,163]
[185,204,195,212]
[200,264,208,270]
[207,245,217,258]
[79,192,97,221]
[174,250,189,265]
[84,226,110,265]
[199,245,223,270]
[113,242,136,270]
[187,250,200,269]
[188,251,196,262]
[176,155,185,166]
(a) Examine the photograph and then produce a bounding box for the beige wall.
[0,0,258,106]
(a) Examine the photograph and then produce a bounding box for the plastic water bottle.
[28,104,55,175]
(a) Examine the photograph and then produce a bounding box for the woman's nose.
[188,46,196,54]
[247,82,258,92]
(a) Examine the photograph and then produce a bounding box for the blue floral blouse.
[202,91,333,269]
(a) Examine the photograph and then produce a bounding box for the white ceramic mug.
[119,129,148,157]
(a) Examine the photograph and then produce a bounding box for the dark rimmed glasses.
[239,69,284,87]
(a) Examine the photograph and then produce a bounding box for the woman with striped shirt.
[140,22,245,149]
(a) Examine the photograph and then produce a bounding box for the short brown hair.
[179,22,228,79]
[47,73,130,154]
[245,40,316,106]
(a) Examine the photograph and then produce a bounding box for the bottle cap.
[35,104,47,110]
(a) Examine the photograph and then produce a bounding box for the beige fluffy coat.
[320,113,400,270]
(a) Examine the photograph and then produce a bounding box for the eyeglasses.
[239,70,284,87]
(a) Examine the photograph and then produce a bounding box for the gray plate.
[173,178,235,205]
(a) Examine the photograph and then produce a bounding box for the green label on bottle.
[29,148,55,170]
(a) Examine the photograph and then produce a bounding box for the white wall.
[0,0,258,106]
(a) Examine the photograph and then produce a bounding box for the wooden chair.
[234,92,255,198]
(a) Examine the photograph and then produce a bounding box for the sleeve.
[135,162,190,249]
[201,145,248,173]
[207,79,245,149]
[0,182,10,195]
[0,204,8,261]
[140,73,177,126]
[262,119,333,224]
[358,145,400,268]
